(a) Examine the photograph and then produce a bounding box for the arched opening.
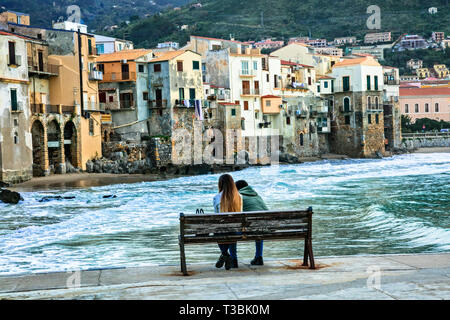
[47,120,61,174]
[344,97,350,112]
[64,121,78,168]
[31,120,46,176]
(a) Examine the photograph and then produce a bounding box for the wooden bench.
[178,207,315,275]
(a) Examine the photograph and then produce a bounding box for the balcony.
[367,104,383,112]
[149,100,168,109]
[384,79,399,85]
[28,58,59,76]
[102,72,136,82]
[340,105,353,113]
[119,100,135,110]
[239,70,256,77]
[89,70,103,81]
[88,47,98,57]
[240,88,260,96]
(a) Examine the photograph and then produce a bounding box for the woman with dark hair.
[213,174,242,270]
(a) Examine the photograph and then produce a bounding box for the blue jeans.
[255,240,263,258]
[218,243,237,260]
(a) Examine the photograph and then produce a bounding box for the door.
[38,50,44,72]
[10,89,18,111]
[121,63,129,80]
[242,81,250,95]
[254,81,259,95]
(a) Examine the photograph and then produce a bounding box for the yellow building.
[433,64,449,78]
[416,68,431,79]
[10,23,103,172]
[0,10,30,27]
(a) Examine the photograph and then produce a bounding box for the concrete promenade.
[0,253,449,300]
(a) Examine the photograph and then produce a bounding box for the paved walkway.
[0,253,449,300]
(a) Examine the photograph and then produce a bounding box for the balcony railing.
[384,79,399,85]
[88,47,98,56]
[102,72,136,81]
[240,88,260,96]
[28,58,59,76]
[46,105,60,114]
[62,105,76,114]
[31,103,45,114]
[239,69,257,77]
[340,105,353,113]
[89,70,103,81]
[119,100,134,109]
[7,54,21,66]
[367,104,383,112]
[148,100,167,109]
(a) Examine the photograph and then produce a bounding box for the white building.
[94,34,134,55]
[53,21,87,33]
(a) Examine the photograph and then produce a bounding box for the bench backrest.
[180,208,313,244]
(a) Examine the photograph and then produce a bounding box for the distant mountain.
[1,0,191,32]
[107,0,450,48]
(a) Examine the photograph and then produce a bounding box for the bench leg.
[308,239,315,269]
[179,241,188,276]
[302,239,309,267]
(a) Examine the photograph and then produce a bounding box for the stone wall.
[401,136,450,150]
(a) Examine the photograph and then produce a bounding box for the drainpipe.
[77,29,85,117]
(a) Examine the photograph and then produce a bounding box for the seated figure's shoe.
[250,256,264,266]
[231,259,238,269]
[216,253,229,268]
[224,255,232,270]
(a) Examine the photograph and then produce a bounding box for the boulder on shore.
[0,181,10,188]
[0,189,23,204]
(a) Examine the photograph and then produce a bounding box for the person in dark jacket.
[235,180,268,265]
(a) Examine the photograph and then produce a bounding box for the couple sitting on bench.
[213,174,268,270]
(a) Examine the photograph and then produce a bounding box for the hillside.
[1,0,190,32]
[107,0,450,48]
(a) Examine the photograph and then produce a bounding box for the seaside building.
[0,10,30,29]
[253,39,284,50]
[397,35,428,51]
[432,32,445,43]
[333,37,357,46]
[157,42,179,50]
[400,87,450,123]
[147,50,204,138]
[8,22,103,173]
[0,31,33,183]
[382,66,402,151]
[94,35,134,55]
[314,47,343,57]
[416,68,431,79]
[97,49,154,141]
[432,65,449,79]
[325,56,386,158]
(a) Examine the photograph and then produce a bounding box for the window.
[10,89,18,111]
[97,63,104,73]
[415,104,419,113]
[109,95,114,102]
[435,103,439,112]
[253,61,258,70]
[143,92,149,100]
[368,96,371,107]
[8,41,16,65]
[96,44,104,54]
[405,104,409,113]
[286,116,291,125]
[425,103,429,112]
[375,114,379,124]
[274,75,279,88]
[244,101,249,110]
[375,97,379,108]
[343,97,350,112]
[138,64,144,73]
[374,75,378,90]
[89,118,94,136]
[324,81,328,88]
[343,76,350,91]
[189,88,196,100]
[317,85,321,93]
[241,61,249,75]
[14,132,19,144]
[368,114,372,124]
[299,133,304,146]
[331,80,334,93]
[266,74,270,82]
[179,88,185,100]
[231,108,236,116]
[308,77,312,86]
[193,61,200,70]
[99,92,106,103]
[367,75,371,90]
[177,61,183,72]
[345,115,350,125]
[266,100,271,107]
[153,64,161,72]
[88,39,93,55]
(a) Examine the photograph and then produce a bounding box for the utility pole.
[77,29,85,117]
